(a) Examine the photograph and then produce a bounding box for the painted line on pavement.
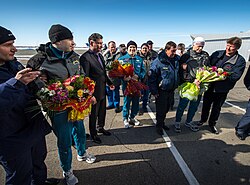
[146,105,200,185]
[224,101,246,113]
[200,100,246,113]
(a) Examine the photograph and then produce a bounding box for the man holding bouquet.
[27,24,96,185]
[175,37,210,133]
[197,37,246,134]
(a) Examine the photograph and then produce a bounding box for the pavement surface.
[1,65,250,185]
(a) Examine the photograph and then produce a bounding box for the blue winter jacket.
[0,60,51,160]
[148,51,180,95]
[118,53,146,80]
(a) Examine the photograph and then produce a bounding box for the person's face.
[148,44,153,50]
[226,43,237,56]
[141,45,149,55]
[108,42,116,54]
[127,45,137,56]
[90,39,103,52]
[120,47,127,54]
[56,38,75,52]
[165,46,176,58]
[0,40,17,63]
[192,43,204,53]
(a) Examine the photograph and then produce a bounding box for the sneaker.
[124,119,130,129]
[185,121,199,132]
[77,152,96,163]
[195,120,205,126]
[130,118,141,126]
[63,170,78,185]
[174,122,181,133]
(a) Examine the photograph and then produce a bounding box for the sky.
[1,0,250,48]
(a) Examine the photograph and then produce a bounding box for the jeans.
[123,95,140,120]
[142,89,150,109]
[106,85,120,108]
[51,110,86,172]
[175,95,202,123]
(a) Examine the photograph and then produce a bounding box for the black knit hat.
[48,24,73,43]
[0,26,16,45]
[147,40,153,45]
[127,40,137,48]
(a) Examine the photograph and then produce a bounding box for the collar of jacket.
[37,42,76,61]
[105,49,120,58]
[138,51,151,60]
[158,50,179,64]
[214,50,239,65]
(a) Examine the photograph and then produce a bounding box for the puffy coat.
[148,51,180,95]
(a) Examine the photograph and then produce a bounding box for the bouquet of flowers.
[178,66,230,101]
[37,75,95,121]
[107,60,148,96]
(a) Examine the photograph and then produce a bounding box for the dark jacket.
[150,49,158,61]
[80,50,112,101]
[27,43,84,82]
[244,66,250,90]
[210,50,246,93]
[104,49,122,86]
[0,60,51,160]
[179,49,210,84]
[148,51,180,95]
[137,51,152,83]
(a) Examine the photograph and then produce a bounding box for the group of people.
[0,23,249,185]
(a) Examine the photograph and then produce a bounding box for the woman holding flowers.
[175,37,210,133]
[197,37,246,134]
[27,24,96,185]
[118,41,146,128]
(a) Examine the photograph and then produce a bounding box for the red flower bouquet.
[107,60,148,96]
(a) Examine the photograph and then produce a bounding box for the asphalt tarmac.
[0,65,249,185]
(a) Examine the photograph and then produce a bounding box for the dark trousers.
[155,90,174,128]
[89,97,106,136]
[201,88,228,126]
[235,99,250,135]
[0,137,47,185]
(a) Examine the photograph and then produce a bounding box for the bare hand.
[153,94,159,99]
[132,74,139,81]
[124,76,132,81]
[15,68,40,85]
[91,96,97,105]
[109,85,115,91]
[39,74,48,83]
[194,79,201,88]
[182,63,187,70]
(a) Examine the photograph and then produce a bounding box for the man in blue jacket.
[0,26,59,185]
[149,41,180,135]
[197,37,246,134]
